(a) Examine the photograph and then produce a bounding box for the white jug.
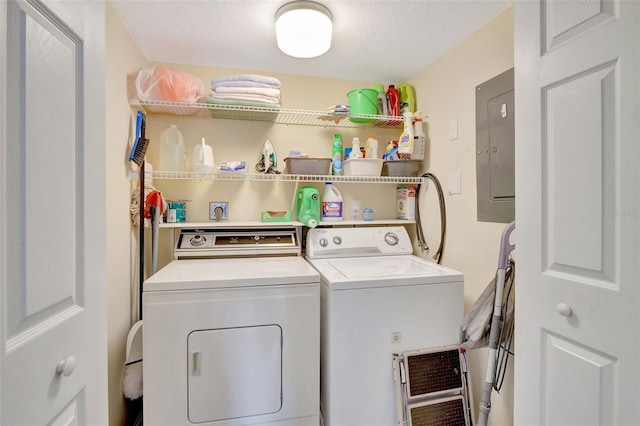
[192,137,214,172]
[159,124,186,171]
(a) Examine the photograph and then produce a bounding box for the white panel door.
[0,0,106,424]
[515,1,640,425]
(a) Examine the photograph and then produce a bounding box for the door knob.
[557,303,572,317]
[56,355,76,377]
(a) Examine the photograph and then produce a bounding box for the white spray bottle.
[397,111,414,155]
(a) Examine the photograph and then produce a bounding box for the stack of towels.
[209,74,281,107]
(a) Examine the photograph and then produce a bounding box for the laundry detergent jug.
[191,137,214,172]
[295,187,321,228]
[159,124,186,171]
[321,182,343,222]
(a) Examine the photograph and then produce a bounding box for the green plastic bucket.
[348,88,378,123]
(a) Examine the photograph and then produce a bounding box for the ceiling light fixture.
[275,0,333,59]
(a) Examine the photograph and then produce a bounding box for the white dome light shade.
[276,1,333,58]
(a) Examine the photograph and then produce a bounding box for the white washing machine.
[305,226,464,426]
[143,226,320,426]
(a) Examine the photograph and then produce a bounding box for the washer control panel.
[306,226,413,259]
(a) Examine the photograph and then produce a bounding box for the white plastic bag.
[135,65,204,103]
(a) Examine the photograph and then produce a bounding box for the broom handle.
[139,160,145,321]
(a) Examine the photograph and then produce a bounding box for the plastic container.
[347,88,378,123]
[374,84,388,116]
[398,111,414,155]
[386,85,400,124]
[296,186,321,228]
[382,160,421,177]
[321,182,343,222]
[284,157,331,175]
[362,208,374,221]
[159,124,186,171]
[396,185,416,220]
[398,83,416,114]
[332,134,343,176]
[349,137,363,159]
[343,158,383,176]
[191,137,214,172]
[412,112,426,161]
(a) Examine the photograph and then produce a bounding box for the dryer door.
[188,325,283,422]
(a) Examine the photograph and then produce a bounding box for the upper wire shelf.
[150,170,424,184]
[129,98,404,129]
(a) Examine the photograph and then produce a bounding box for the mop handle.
[498,221,516,269]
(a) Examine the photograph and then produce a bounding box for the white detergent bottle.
[159,124,186,171]
[349,137,363,159]
[412,112,426,161]
[365,136,379,159]
[321,182,343,222]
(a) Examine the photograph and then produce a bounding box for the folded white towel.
[213,80,280,89]
[209,93,281,105]
[212,86,281,99]
[212,74,281,88]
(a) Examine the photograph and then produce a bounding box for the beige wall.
[410,6,514,425]
[105,4,148,425]
[105,4,514,425]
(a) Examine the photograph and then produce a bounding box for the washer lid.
[144,256,319,292]
[306,255,463,290]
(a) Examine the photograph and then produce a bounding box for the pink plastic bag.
[135,66,204,103]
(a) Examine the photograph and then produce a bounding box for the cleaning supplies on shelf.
[412,112,426,161]
[191,137,214,172]
[383,140,400,161]
[159,124,186,171]
[374,84,389,116]
[396,185,416,220]
[398,83,416,114]
[398,111,415,155]
[322,182,343,222]
[386,84,400,124]
[296,186,321,228]
[365,136,379,159]
[332,134,343,176]
[349,137,363,159]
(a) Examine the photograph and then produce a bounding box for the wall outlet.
[209,202,228,220]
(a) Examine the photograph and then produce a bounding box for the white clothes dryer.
[143,226,320,426]
[305,226,464,426]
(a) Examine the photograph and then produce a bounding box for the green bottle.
[331,134,343,176]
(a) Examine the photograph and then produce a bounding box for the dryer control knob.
[384,232,399,246]
[319,238,328,247]
[333,236,342,245]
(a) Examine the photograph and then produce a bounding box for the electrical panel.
[476,68,515,223]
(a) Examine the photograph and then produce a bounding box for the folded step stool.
[393,346,474,426]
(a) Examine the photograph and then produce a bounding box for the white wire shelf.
[158,219,415,229]
[129,98,404,129]
[150,170,424,184]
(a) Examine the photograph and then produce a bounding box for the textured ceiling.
[110,0,512,83]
